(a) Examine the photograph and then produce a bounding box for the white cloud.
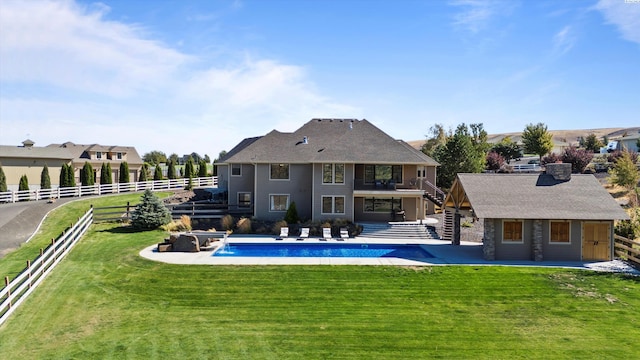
[0,0,359,157]
[594,0,640,45]
[449,0,517,33]
[553,25,575,55]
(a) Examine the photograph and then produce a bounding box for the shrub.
[273,220,288,235]
[119,162,130,183]
[198,159,208,177]
[284,201,300,224]
[608,151,640,191]
[19,174,29,191]
[562,146,593,173]
[0,164,7,192]
[485,151,505,171]
[236,217,252,233]
[154,164,163,181]
[130,189,172,230]
[541,153,561,165]
[167,160,177,180]
[221,215,235,231]
[615,208,640,240]
[163,215,192,232]
[40,164,51,189]
[80,162,94,186]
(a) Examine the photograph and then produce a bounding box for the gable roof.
[46,142,143,164]
[221,118,439,165]
[446,173,629,221]
[0,144,73,160]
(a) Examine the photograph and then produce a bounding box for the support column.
[452,210,461,245]
[483,218,495,260]
[532,219,543,261]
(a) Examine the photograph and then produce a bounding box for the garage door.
[582,222,611,261]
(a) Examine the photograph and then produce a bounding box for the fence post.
[27,260,32,288]
[4,276,10,308]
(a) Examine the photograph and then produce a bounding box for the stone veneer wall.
[532,219,543,261]
[483,218,495,260]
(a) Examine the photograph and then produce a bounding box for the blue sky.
[1,0,638,159]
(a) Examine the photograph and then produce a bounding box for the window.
[364,165,402,184]
[270,164,289,180]
[96,151,102,159]
[238,192,251,207]
[270,194,289,211]
[322,196,345,214]
[231,164,242,176]
[323,164,345,184]
[550,221,570,243]
[364,197,402,213]
[503,220,523,243]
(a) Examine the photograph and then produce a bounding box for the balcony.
[353,178,424,196]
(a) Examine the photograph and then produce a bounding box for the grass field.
[1,214,639,358]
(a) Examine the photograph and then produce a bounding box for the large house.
[0,140,143,190]
[216,118,440,223]
[443,163,629,261]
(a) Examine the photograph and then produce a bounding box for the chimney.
[546,162,572,181]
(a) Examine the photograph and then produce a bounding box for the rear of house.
[216,118,440,223]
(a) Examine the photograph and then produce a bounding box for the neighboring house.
[614,131,640,153]
[0,140,143,190]
[216,118,440,222]
[443,163,629,262]
[46,142,144,184]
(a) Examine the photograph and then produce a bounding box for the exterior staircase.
[358,223,440,240]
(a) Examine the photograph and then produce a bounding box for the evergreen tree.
[284,201,300,224]
[167,160,177,179]
[130,189,172,230]
[198,159,208,177]
[154,164,163,181]
[40,164,51,189]
[608,151,640,191]
[522,122,554,161]
[184,157,195,178]
[19,174,29,191]
[100,163,113,184]
[583,133,603,153]
[139,163,150,182]
[67,164,76,187]
[0,164,7,192]
[80,162,94,186]
[119,162,130,183]
[59,164,68,187]
[433,123,485,189]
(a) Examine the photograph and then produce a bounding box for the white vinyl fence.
[0,208,93,326]
[0,177,218,203]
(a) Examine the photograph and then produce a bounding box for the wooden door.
[582,222,611,261]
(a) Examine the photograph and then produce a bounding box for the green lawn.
[0,192,172,282]
[1,219,639,359]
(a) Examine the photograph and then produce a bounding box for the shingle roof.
[0,145,73,160]
[222,118,439,165]
[46,142,143,164]
[456,173,629,220]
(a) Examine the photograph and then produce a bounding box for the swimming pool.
[213,243,433,259]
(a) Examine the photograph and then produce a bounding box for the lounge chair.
[340,228,349,240]
[276,227,289,240]
[297,227,310,240]
[322,227,332,240]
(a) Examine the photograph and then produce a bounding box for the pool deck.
[139,235,640,274]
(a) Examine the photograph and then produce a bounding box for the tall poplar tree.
[119,162,130,183]
[40,164,51,189]
[80,162,94,186]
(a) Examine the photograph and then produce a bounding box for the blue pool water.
[213,243,433,259]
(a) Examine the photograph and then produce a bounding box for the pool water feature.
[213,243,433,259]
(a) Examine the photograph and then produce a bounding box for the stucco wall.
[254,163,312,221]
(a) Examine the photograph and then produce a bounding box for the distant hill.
[407,127,640,150]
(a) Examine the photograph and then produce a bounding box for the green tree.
[198,159,208,177]
[60,163,76,188]
[522,122,554,161]
[60,164,68,187]
[491,136,522,164]
[100,163,113,184]
[139,163,150,182]
[0,164,7,192]
[184,157,196,178]
[470,123,490,155]
[154,164,163,181]
[167,160,177,179]
[190,152,202,163]
[608,151,640,191]
[130,189,172,230]
[142,150,167,165]
[119,162,130,183]
[421,124,448,156]
[80,162,94,186]
[204,154,211,163]
[284,201,300,224]
[40,164,51,189]
[433,123,485,189]
[583,133,603,153]
[19,174,29,191]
